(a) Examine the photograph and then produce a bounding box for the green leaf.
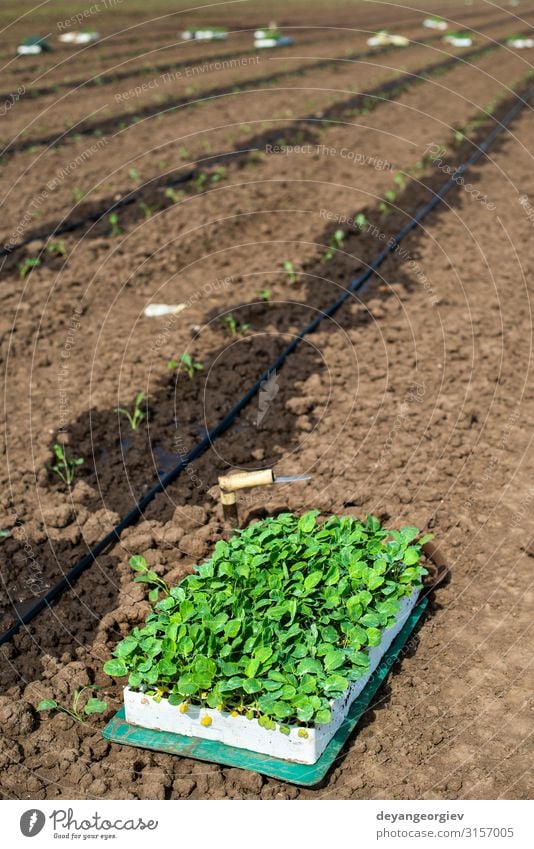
[115,638,138,657]
[177,674,199,696]
[315,708,332,725]
[296,657,322,676]
[418,533,433,546]
[37,699,58,711]
[271,700,293,719]
[103,658,128,677]
[243,678,262,694]
[400,526,420,544]
[298,511,318,534]
[323,674,348,695]
[254,646,273,664]
[245,657,260,678]
[323,649,345,672]
[158,658,176,676]
[129,555,147,572]
[180,600,195,621]
[225,619,241,638]
[360,612,381,628]
[403,547,420,565]
[304,571,323,592]
[366,569,384,591]
[366,627,382,647]
[84,698,107,715]
[324,563,340,585]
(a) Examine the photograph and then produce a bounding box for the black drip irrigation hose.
[0,87,531,647]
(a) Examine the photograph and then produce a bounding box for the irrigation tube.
[1,88,531,646]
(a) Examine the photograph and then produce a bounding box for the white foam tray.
[124,590,418,764]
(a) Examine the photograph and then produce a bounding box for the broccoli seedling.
[37,686,107,722]
[378,189,397,216]
[220,314,250,337]
[115,392,147,431]
[19,258,41,279]
[108,212,122,237]
[322,229,345,262]
[195,172,208,191]
[282,260,297,283]
[259,288,271,301]
[211,166,226,183]
[47,443,84,487]
[354,213,368,231]
[72,188,85,203]
[46,241,67,258]
[128,167,141,181]
[129,554,170,604]
[164,187,184,204]
[168,353,204,379]
[138,201,152,219]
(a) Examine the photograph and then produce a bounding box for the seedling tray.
[102,597,427,786]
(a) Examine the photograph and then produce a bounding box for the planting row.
[0,0,491,88]
[2,16,529,262]
[5,2,514,139]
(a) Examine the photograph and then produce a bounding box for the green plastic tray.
[103,598,427,786]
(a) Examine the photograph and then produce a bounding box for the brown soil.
[0,0,533,801]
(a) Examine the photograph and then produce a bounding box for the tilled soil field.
[0,0,533,801]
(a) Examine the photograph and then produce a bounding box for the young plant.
[282,260,297,283]
[322,229,345,262]
[168,353,204,379]
[108,212,122,237]
[19,257,41,279]
[115,392,147,431]
[379,189,397,216]
[47,443,84,487]
[104,513,430,732]
[72,187,86,203]
[128,167,141,181]
[211,166,226,183]
[220,313,250,337]
[194,172,208,192]
[46,240,67,258]
[138,201,153,219]
[37,686,107,722]
[129,554,170,604]
[164,187,184,204]
[354,213,368,231]
[259,288,271,301]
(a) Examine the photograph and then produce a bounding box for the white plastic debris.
[59,31,100,45]
[181,28,227,41]
[255,35,295,48]
[17,37,51,55]
[444,33,473,47]
[367,31,409,47]
[507,36,534,48]
[143,304,186,317]
[423,18,448,31]
[254,27,294,48]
